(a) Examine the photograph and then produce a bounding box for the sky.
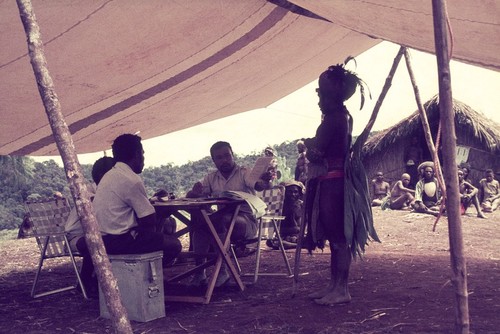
[34,41,500,168]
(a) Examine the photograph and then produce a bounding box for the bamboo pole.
[431,0,470,332]
[15,1,133,333]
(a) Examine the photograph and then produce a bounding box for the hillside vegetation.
[0,140,300,232]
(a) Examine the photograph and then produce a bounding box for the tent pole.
[431,0,470,333]
[403,48,447,228]
[15,1,133,333]
[354,46,405,148]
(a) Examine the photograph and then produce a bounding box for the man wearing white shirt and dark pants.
[93,134,181,265]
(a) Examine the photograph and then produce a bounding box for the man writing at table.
[186,141,273,287]
[93,134,181,266]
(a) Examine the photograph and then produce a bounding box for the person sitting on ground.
[404,136,423,189]
[93,134,182,267]
[414,162,443,216]
[458,169,486,218]
[479,169,500,213]
[266,180,305,249]
[64,156,116,296]
[371,172,390,206]
[186,141,273,287]
[388,173,415,210]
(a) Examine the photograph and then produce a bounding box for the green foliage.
[0,140,303,231]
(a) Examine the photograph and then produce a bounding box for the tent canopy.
[1,0,498,156]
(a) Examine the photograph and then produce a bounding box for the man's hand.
[255,172,273,191]
[153,189,168,198]
[186,182,204,198]
[150,188,168,203]
[260,171,274,183]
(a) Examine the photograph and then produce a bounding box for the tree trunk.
[431,0,470,332]
[15,1,133,333]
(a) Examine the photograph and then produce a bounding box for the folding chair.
[25,197,88,299]
[232,185,293,283]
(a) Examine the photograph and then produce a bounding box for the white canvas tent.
[1,0,498,156]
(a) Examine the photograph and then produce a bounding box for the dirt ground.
[0,208,499,334]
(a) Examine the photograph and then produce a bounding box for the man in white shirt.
[93,134,181,265]
[186,141,272,286]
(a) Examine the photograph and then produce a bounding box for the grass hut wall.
[361,95,500,191]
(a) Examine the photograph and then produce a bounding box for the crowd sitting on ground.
[371,161,498,218]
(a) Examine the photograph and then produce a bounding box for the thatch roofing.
[363,95,500,155]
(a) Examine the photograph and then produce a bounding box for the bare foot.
[314,291,352,305]
[308,284,333,299]
[477,212,487,219]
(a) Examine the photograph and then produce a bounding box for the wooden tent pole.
[354,46,405,148]
[15,1,133,333]
[431,0,470,332]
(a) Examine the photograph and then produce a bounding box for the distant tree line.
[0,140,301,231]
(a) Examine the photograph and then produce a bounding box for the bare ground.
[0,208,499,334]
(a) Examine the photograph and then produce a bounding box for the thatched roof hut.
[362,95,500,188]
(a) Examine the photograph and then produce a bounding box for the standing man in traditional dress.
[304,60,379,305]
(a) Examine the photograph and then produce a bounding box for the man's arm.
[384,182,391,195]
[137,213,157,232]
[128,180,157,231]
[463,181,478,197]
[398,181,415,195]
[186,181,204,198]
[370,180,377,199]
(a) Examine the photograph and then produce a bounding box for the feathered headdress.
[319,56,370,110]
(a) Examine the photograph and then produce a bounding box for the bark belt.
[318,170,344,180]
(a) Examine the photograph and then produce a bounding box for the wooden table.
[153,198,245,304]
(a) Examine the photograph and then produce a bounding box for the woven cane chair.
[25,197,88,299]
[231,185,293,283]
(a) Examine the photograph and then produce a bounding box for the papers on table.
[220,191,266,219]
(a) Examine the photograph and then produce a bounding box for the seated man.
[65,156,116,295]
[280,181,305,243]
[93,134,182,267]
[186,141,272,287]
[389,173,415,210]
[265,180,305,249]
[479,169,500,213]
[414,162,442,216]
[458,169,486,218]
[371,172,390,206]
